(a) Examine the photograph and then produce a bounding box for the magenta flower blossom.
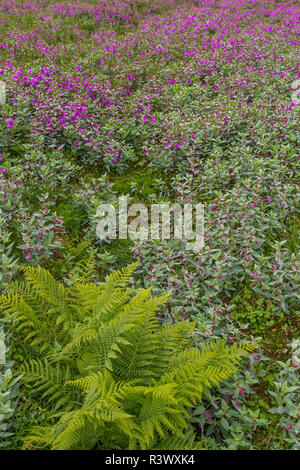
[5,119,15,127]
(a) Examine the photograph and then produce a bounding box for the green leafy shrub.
[0,326,22,448]
[0,262,255,450]
[268,348,300,450]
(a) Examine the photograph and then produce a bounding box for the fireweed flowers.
[5,119,15,128]
[0,1,298,171]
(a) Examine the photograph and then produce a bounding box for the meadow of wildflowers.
[0,0,299,450]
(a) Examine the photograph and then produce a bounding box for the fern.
[1,261,257,450]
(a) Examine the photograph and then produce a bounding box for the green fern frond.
[103,261,139,290]
[2,262,254,450]
[74,283,103,311]
[68,250,97,285]
[153,435,207,450]
[22,426,53,450]
[0,293,55,352]
[16,265,68,312]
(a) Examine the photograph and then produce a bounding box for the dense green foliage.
[0,0,299,451]
[0,326,22,448]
